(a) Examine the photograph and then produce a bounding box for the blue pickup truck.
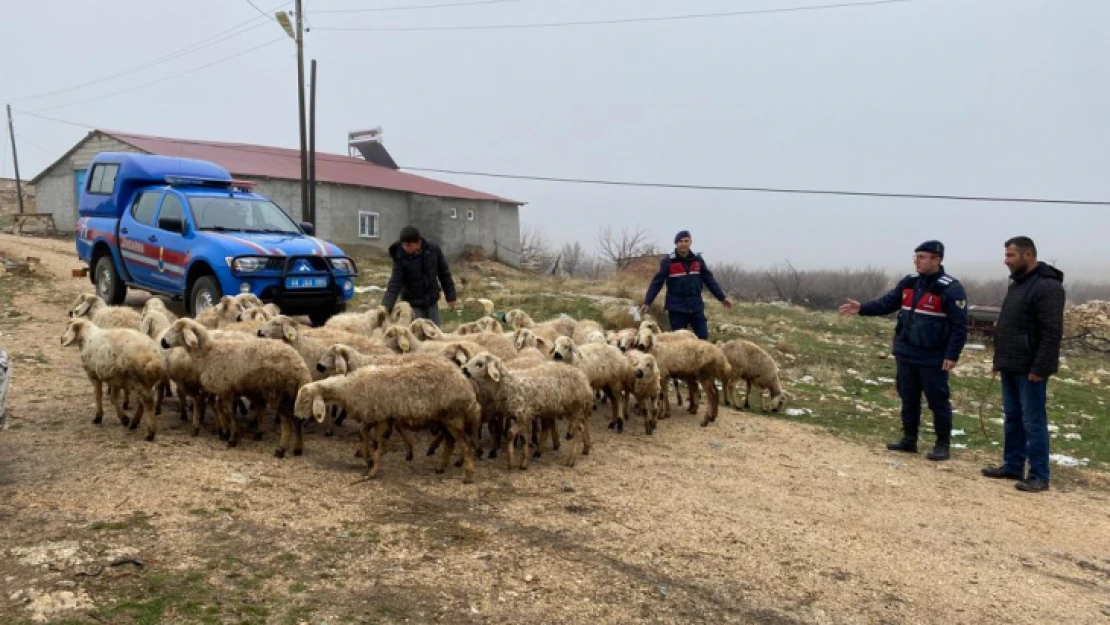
[75,152,356,324]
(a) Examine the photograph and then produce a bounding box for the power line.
[402,167,1110,206]
[312,0,909,32]
[23,109,1108,207]
[25,37,288,113]
[13,134,59,157]
[244,0,275,19]
[4,2,290,105]
[312,0,528,14]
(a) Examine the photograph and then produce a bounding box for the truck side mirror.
[159,216,184,233]
[299,221,315,236]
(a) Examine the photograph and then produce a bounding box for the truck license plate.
[285,276,328,289]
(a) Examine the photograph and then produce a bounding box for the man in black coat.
[382,225,457,325]
[982,236,1066,493]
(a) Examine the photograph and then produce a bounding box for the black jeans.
[895,359,952,444]
[410,304,440,326]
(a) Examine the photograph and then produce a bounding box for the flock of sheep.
[61,292,787,483]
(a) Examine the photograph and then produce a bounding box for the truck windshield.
[189,197,302,234]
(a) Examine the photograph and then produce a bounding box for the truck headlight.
[328,258,355,274]
[229,257,269,273]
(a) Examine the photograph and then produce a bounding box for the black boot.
[926,436,950,461]
[886,438,917,453]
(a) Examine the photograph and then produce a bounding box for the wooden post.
[5,104,25,214]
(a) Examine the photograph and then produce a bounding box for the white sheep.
[632,329,731,426]
[141,297,178,323]
[461,353,593,470]
[294,359,481,482]
[195,294,262,329]
[61,319,165,441]
[161,318,312,456]
[571,319,605,345]
[69,293,142,329]
[325,305,389,336]
[549,336,634,431]
[625,350,662,435]
[390,301,415,326]
[719,339,787,413]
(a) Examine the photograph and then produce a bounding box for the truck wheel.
[94,255,127,305]
[309,302,345,328]
[189,276,222,317]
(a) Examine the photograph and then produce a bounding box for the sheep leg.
[360,424,378,476]
[367,423,388,479]
[139,390,158,442]
[644,397,658,435]
[506,422,519,470]
[178,388,190,422]
[487,416,504,459]
[122,388,130,411]
[252,402,267,441]
[189,393,204,436]
[394,425,415,461]
[154,383,165,416]
[436,431,456,474]
[659,388,672,420]
[743,380,753,410]
[217,395,240,447]
[109,385,131,427]
[275,412,291,459]
[444,421,475,483]
[686,377,700,414]
[700,379,719,427]
[90,377,105,425]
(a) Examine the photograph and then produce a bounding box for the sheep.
[194,294,262,329]
[719,339,787,413]
[139,309,177,415]
[380,325,489,362]
[161,318,311,456]
[410,318,457,341]
[462,353,593,470]
[638,320,699,404]
[60,319,165,441]
[512,328,552,357]
[609,328,638,353]
[294,359,481,482]
[474,316,503,333]
[632,329,731,426]
[325,305,389,336]
[504,309,577,341]
[572,319,605,345]
[69,293,142,329]
[220,306,272,335]
[625,350,662,435]
[549,336,635,431]
[141,297,178,323]
[390,301,415,326]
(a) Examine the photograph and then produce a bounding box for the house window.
[466,209,475,221]
[449,207,458,219]
[358,211,379,238]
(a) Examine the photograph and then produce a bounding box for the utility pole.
[309,59,317,225]
[5,104,25,214]
[294,0,310,226]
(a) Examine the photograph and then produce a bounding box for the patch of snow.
[952,443,968,449]
[1050,454,1089,467]
[876,377,895,384]
[353,285,383,294]
[784,408,807,416]
[1063,433,1083,441]
[951,429,966,437]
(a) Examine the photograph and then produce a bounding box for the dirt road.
[1,233,1108,624]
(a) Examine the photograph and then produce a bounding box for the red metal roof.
[101,130,521,205]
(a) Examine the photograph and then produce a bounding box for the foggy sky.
[2,0,1107,280]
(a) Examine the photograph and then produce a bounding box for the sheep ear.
[74,300,91,317]
[399,334,411,352]
[139,316,152,336]
[488,359,502,382]
[335,354,348,376]
[572,343,583,360]
[311,395,328,423]
[282,323,297,343]
[183,326,199,349]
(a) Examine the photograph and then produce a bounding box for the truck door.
[149,192,190,292]
[118,190,163,289]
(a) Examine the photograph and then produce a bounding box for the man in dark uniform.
[838,241,969,461]
[641,230,732,339]
[382,225,457,325]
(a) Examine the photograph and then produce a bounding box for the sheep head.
[257,315,299,342]
[69,293,101,319]
[639,319,662,335]
[632,329,656,353]
[475,316,502,333]
[505,309,534,330]
[513,328,538,351]
[261,303,282,318]
[461,352,506,384]
[142,298,169,314]
[550,336,582,364]
[410,318,442,340]
[317,344,357,376]
[60,318,92,347]
[233,293,265,310]
[770,392,787,413]
[236,307,269,323]
[390,302,414,325]
[367,306,389,331]
[442,342,476,369]
[626,351,658,381]
[382,326,415,353]
[583,330,606,344]
[162,318,207,350]
[140,310,170,339]
[294,384,328,423]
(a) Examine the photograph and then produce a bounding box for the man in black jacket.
[382,225,457,325]
[982,236,1065,493]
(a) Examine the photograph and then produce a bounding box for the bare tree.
[764,260,805,304]
[558,241,584,277]
[519,223,554,273]
[597,225,653,269]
